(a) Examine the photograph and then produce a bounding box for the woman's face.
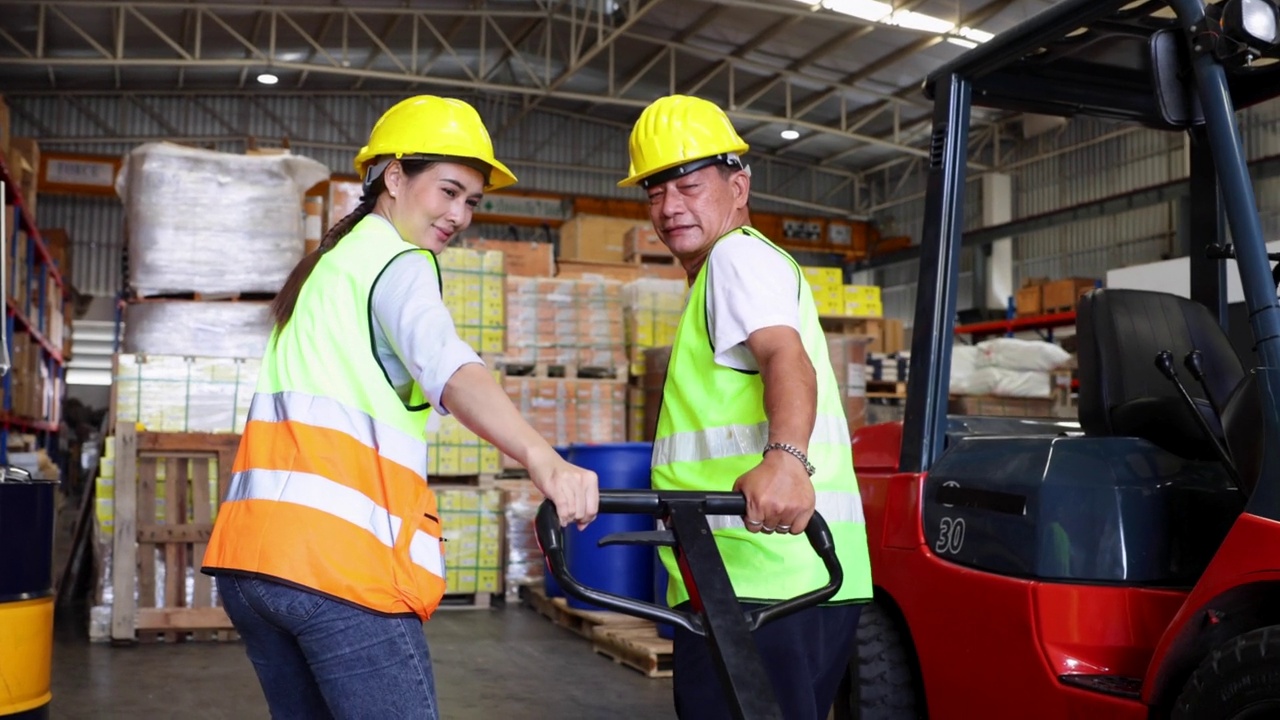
[384,161,486,253]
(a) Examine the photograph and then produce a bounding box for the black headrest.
[1077,288,1244,460]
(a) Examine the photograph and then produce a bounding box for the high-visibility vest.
[202,215,447,620]
[652,226,873,606]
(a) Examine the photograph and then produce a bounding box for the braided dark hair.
[269,158,435,331]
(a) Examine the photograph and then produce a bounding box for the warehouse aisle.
[48,604,675,719]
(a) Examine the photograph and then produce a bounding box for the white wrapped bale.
[116,142,331,297]
[123,301,274,359]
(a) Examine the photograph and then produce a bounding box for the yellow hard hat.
[353,95,518,192]
[619,94,749,188]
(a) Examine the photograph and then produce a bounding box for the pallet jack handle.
[536,489,844,720]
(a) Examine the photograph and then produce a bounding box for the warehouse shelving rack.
[0,149,70,466]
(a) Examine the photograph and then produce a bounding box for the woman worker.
[201,95,599,719]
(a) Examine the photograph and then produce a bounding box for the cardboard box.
[624,225,668,260]
[558,214,639,263]
[1042,277,1099,313]
[1015,285,1043,318]
[465,238,554,277]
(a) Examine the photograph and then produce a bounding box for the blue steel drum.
[0,471,56,719]
[562,442,655,612]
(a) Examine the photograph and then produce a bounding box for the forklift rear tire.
[1172,625,1280,720]
[835,601,920,720]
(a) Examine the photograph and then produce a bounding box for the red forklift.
[839,0,1280,718]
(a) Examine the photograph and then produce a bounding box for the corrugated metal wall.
[9,93,859,296]
[870,97,1280,322]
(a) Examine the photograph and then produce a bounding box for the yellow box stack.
[437,247,506,354]
[112,354,260,434]
[802,266,845,316]
[425,370,504,477]
[623,279,686,376]
[843,285,883,317]
[437,486,504,596]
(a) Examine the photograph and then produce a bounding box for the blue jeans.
[216,574,439,720]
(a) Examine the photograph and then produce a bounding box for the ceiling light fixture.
[781,127,801,140]
[256,72,279,86]
[803,1,997,46]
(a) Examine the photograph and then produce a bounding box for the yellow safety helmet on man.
[353,95,518,192]
[619,94,750,189]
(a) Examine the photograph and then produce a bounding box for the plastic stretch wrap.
[497,479,546,599]
[974,338,1071,372]
[116,142,330,296]
[123,301,274,358]
[961,367,1053,399]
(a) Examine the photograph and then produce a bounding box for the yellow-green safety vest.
[651,226,873,606]
[203,214,451,619]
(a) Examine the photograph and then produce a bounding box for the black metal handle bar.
[534,489,843,636]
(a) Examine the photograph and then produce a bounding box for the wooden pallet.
[430,474,500,487]
[592,624,674,678]
[867,380,907,398]
[625,252,677,266]
[436,592,496,611]
[110,427,243,644]
[498,362,628,381]
[127,291,278,302]
[521,585,648,640]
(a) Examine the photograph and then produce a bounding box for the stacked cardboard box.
[500,377,626,467]
[623,279,686,376]
[802,267,845,315]
[437,487,504,596]
[825,335,871,433]
[503,277,625,370]
[843,285,883,317]
[437,247,506,355]
[10,333,59,424]
[425,392,502,477]
[112,354,260,434]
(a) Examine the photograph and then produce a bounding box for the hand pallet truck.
[536,489,843,720]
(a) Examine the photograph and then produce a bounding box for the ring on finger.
[746,519,764,527]
[762,526,775,533]
[777,524,792,532]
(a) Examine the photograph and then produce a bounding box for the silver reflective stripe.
[249,391,428,480]
[704,490,865,532]
[226,469,444,580]
[652,413,850,466]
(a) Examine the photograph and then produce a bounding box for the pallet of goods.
[501,276,626,377]
[435,485,504,609]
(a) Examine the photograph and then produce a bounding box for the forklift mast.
[900,0,1280,523]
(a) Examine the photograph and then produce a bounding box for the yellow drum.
[0,473,55,720]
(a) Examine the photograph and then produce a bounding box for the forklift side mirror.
[1150,29,1205,128]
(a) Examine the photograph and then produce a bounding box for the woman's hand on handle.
[527,448,600,529]
[440,364,599,528]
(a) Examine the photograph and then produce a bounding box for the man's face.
[645,165,746,259]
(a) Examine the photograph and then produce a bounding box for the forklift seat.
[1077,288,1245,462]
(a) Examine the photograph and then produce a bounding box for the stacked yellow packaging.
[623,279,687,376]
[802,267,845,316]
[113,354,260,434]
[437,486,504,595]
[437,247,505,354]
[843,285,883,317]
[425,398,503,477]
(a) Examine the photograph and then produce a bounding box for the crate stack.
[1,118,70,465]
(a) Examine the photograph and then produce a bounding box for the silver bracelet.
[763,442,815,476]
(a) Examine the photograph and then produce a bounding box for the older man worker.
[619,94,875,720]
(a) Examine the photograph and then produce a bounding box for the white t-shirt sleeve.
[705,232,802,372]
[369,251,484,415]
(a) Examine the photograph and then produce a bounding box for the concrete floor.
[49,603,675,719]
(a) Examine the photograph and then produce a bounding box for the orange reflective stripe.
[234,419,429,517]
[208,499,445,617]
[224,468,444,579]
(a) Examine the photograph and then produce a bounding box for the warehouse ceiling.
[0,0,1064,211]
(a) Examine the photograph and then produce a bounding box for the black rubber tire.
[1173,625,1280,720]
[837,601,920,720]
